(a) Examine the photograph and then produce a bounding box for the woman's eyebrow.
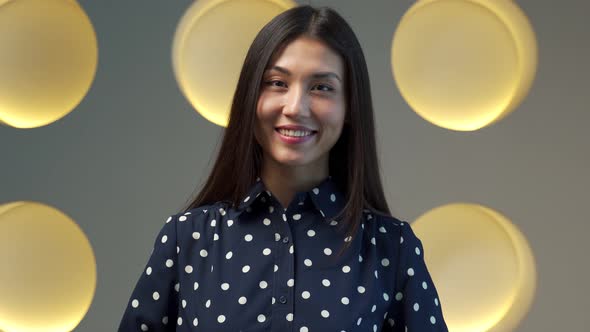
[267,65,342,83]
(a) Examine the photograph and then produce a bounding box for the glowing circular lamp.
[0,201,97,332]
[172,0,296,127]
[411,203,536,332]
[0,0,98,129]
[391,0,538,131]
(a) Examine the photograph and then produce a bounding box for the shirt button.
[282,236,289,243]
[279,295,287,304]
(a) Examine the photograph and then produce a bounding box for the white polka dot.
[174,283,180,292]
[153,292,160,300]
[374,270,379,279]
[263,218,271,226]
[383,293,389,301]
[300,327,309,332]
[435,298,439,306]
[379,226,387,233]
[302,291,311,299]
[205,299,211,307]
[307,229,316,237]
[226,251,233,259]
[413,303,420,311]
[200,249,208,257]
[293,214,302,220]
[177,246,180,254]
[357,317,362,325]
[272,297,275,305]
[227,219,234,227]
[395,292,403,301]
[131,299,139,308]
[341,297,350,305]
[242,265,250,273]
[400,236,404,243]
[258,314,266,322]
[166,216,172,223]
[422,281,428,289]
[177,317,182,325]
[194,282,199,290]
[372,304,376,312]
[210,219,216,227]
[260,281,268,289]
[282,214,287,221]
[324,248,332,255]
[342,265,351,273]
[193,318,199,326]
[221,283,230,290]
[178,215,187,222]
[330,193,336,201]
[289,245,294,254]
[146,267,152,275]
[304,259,312,266]
[275,233,281,241]
[245,234,253,242]
[217,315,225,323]
[330,220,338,226]
[322,279,331,287]
[263,248,272,255]
[287,279,294,287]
[182,299,187,308]
[359,255,363,262]
[407,268,414,276]
[358,286,366,293]
[274,264,278,272]
[162,316,168,324]
[344,235,352,242]
[381,258,390,267]
[415,247,421,255]
[321,310,330,318]
[192,232,200,240]
[286,313,293,321]
[185,265,193,273]
[139,323,148,330]
[213,233,219,241]
[370,237,376,245]
[387,318,394,326]
[430,316,436,324]
[161,235,168,243]
[165,259,174,268]
[239,296,247,304]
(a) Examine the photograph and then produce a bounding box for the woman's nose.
[283,85,310,116]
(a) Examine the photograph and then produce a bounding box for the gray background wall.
[0,0,588,331]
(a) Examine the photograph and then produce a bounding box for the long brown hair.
[179,5,393,259]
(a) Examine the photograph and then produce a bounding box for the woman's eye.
[313,84,333,92]
[265,80,286,88]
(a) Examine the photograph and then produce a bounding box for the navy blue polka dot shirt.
[118,176,448,331]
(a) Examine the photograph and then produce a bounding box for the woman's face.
[254,36,346,172]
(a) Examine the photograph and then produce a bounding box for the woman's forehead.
[266,37,344,75]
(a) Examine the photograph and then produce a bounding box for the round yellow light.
[0,201,97,332]
[412,203,537,332]
[172,0,296,127]
[391,0,538,131]
[0,0,98,129]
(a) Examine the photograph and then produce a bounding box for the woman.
[119,5,448,332]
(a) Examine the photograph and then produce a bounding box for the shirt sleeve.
[383,222,449,331]
[118,213,180,332]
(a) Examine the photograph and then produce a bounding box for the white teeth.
[278,129,314,137]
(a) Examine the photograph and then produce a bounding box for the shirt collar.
[236,175,346,223]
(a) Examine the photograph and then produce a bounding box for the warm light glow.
[0,201,97,332]
[172,0,296,127]
[0,0,98,129]
[412,203,537,332]
[391,0,537,131]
